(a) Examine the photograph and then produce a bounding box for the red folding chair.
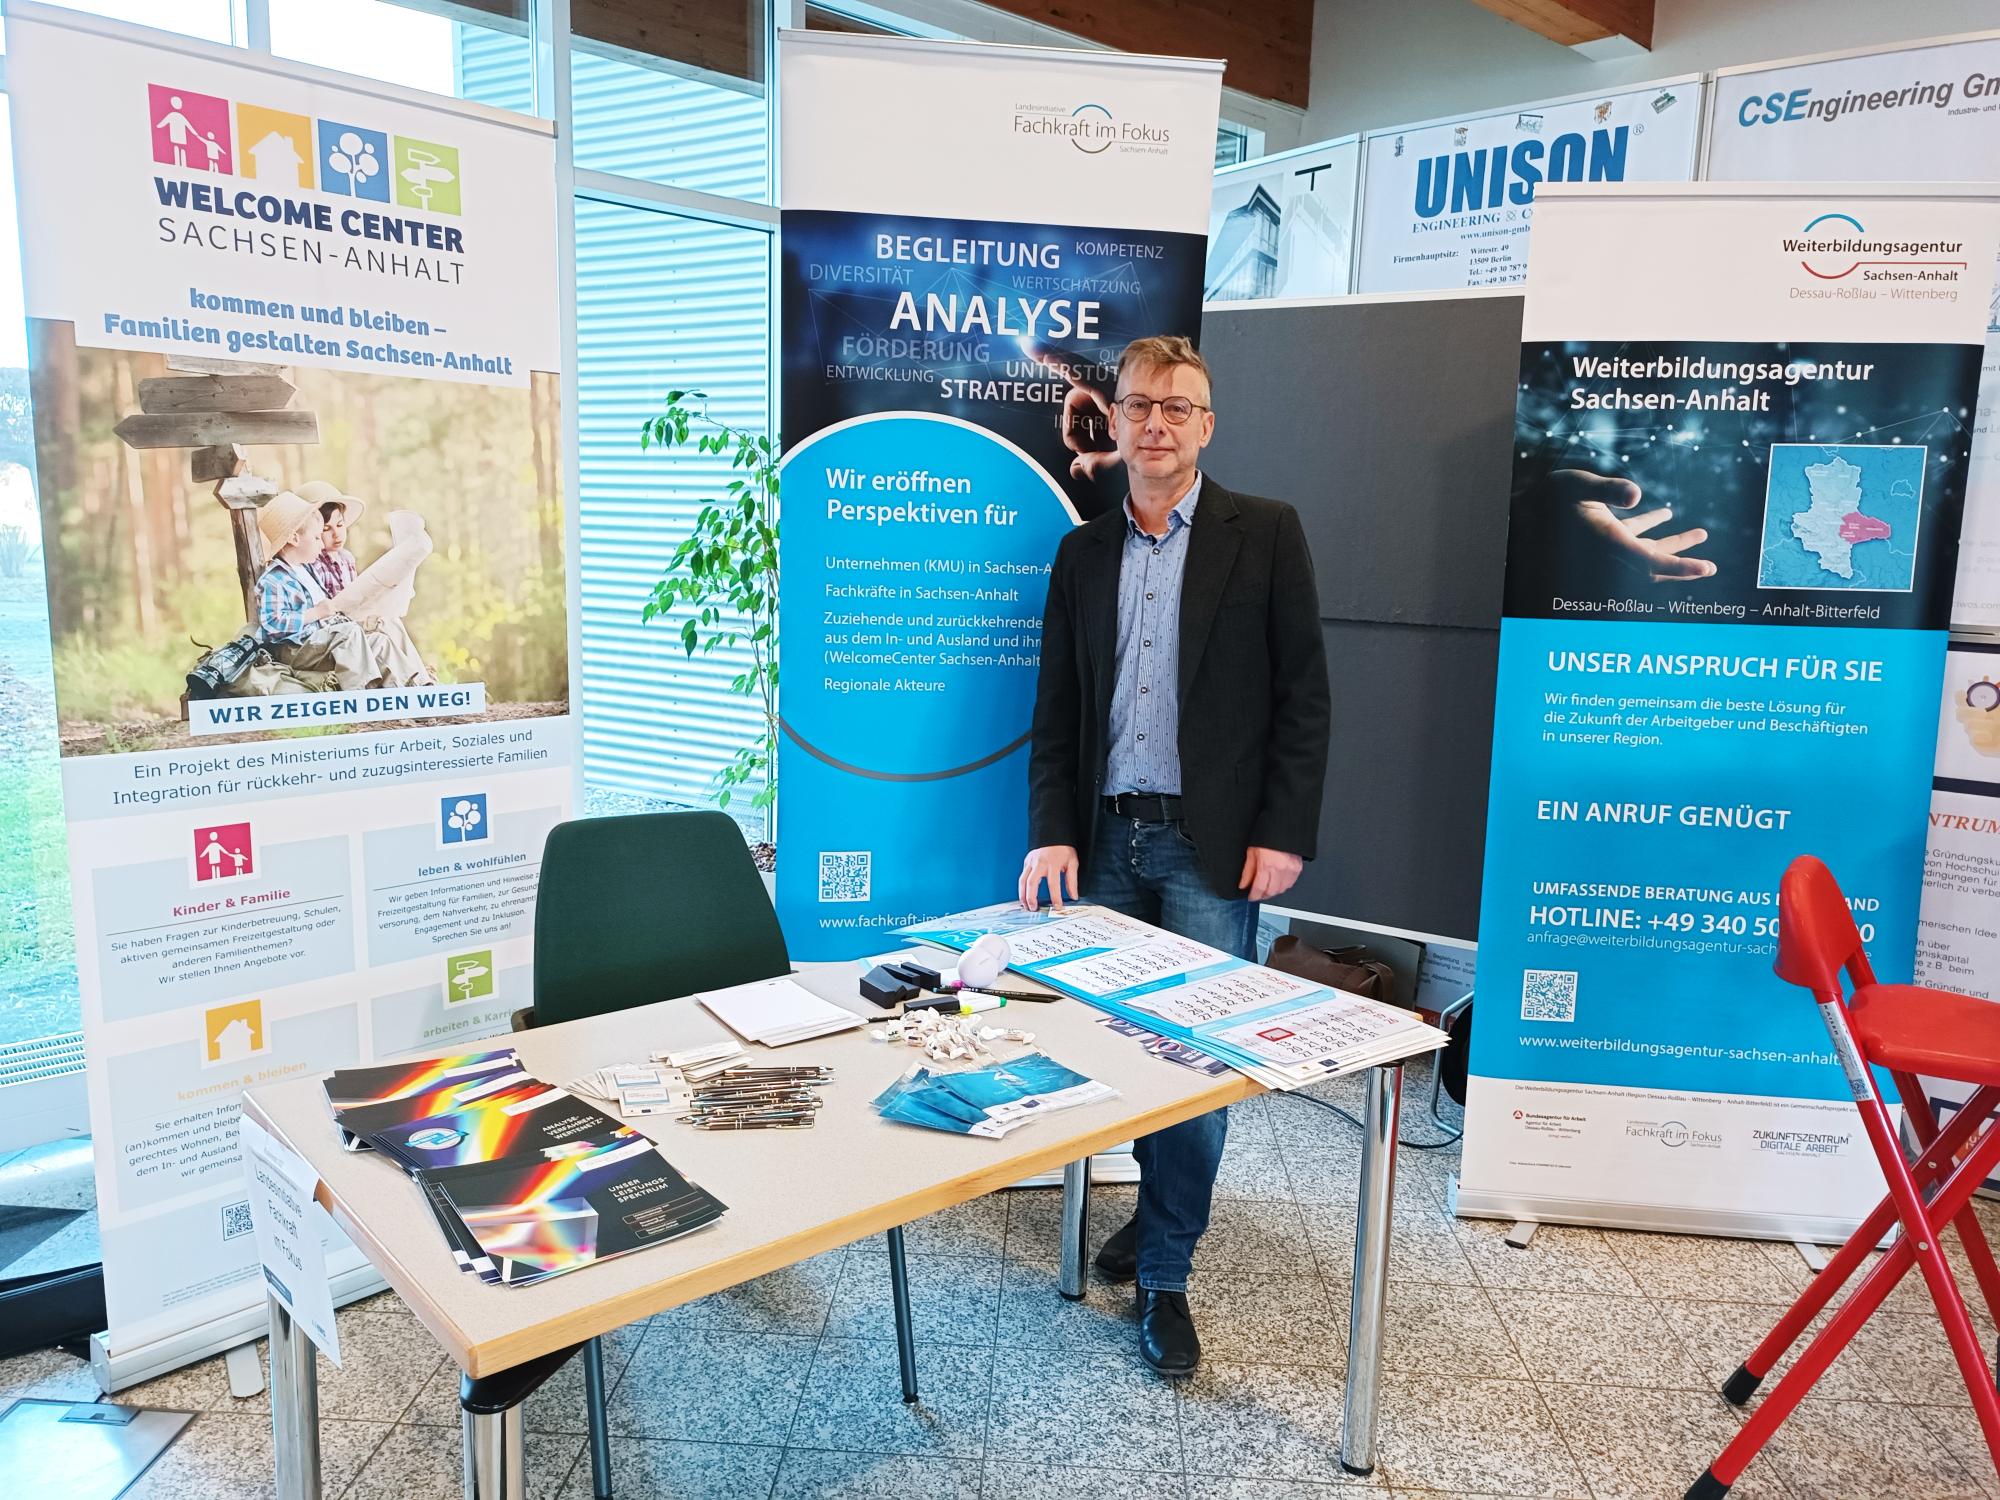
[1687,854,2000,1498]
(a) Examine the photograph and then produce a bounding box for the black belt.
[1104,792,1183,823]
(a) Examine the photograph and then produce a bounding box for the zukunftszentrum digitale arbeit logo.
[149,81,462,214]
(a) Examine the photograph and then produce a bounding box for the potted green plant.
[640,391,780,858]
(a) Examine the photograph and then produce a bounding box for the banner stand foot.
[225,1342,264,1399]
[1792,1241,1831,1274]
[1505,1220,1538,1249]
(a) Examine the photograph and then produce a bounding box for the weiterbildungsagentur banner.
[1463,183,2000,1239]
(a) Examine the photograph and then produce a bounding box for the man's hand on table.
[1019,845,1080,911]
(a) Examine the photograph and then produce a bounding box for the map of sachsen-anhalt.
[1758,443,1925,592]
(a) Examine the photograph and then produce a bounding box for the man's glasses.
[1114,394,1208,425]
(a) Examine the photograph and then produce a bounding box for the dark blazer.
[1027,478,1331,900]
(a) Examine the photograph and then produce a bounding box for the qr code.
[220,1198,255,1241]
[818,850,871,903]
[1521,969,1578,1022]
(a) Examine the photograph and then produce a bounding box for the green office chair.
[511,810,790,1498]
[521,809,790,1029]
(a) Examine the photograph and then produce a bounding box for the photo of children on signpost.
[27,319,567,755]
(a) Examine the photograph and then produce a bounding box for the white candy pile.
[870,1007,1034,1061]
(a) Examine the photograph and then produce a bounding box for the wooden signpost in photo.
[111,355,319,623]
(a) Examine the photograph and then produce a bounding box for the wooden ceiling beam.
[406,0,1314,106]
[979,0,1315,108]
[1467,0,1654,51]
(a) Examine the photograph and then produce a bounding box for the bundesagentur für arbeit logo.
[148,82,462,215]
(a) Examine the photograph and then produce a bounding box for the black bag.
[186,632,262,698]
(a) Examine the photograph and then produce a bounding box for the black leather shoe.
[1137,1288,1200,1377]
[1093,1215,1137,1283]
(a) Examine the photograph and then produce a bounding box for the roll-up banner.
[1919,639,2000,1187]
[1206,136,1360,301]
[1354,78,1702,296]
[1462,183,2000,1239]
[1704,34,2000,623]
[6,4,570,1382]
[776,32,1221,958]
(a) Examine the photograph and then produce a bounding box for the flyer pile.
[899,904,1447,1091]
[322,1047,727,1287]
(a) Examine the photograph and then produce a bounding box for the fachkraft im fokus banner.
[1463,184,2000,1240]
[6,4,570,1383]
[775,32,1220,958]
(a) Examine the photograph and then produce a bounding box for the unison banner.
[1354,78,1702,295]
[7,5,569,1378]
[776,32,1220,958]
[1705,33,2000,623]
[1206,136,1360,301]
[1463,184,2000,1238]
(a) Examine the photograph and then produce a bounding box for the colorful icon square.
[447,950,494,1005]
[441,793,489,846]
[237,103,316,188]
[193,821,254,882]
[392,136,461,215]
[203,998,267,1066]
[149,84,232,174]
[317,119,390,202]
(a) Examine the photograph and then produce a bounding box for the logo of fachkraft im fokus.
[150,82,462,215]
[1012,101,1173,156]
[1784,211,1966,286]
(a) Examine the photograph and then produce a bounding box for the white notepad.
[696,975,863,1047]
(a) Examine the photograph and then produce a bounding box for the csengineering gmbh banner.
[1463,184,2000,1238]
[1354,77,1702,295]
[776,32,1220,957]
[7,4,570,1377]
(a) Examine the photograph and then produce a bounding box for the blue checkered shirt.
[1104,475,1200,796]
[257,558,328,644]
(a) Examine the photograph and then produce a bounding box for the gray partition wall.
[1199,293,1525,941]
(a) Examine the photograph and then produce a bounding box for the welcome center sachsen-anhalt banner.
[7,3,570,1382]
[775,32,1221,958]
[1463,183,2000,1240]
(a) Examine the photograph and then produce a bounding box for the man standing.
[1020,334,1330,1376]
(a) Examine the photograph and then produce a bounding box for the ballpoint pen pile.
[679,1065,834,1131]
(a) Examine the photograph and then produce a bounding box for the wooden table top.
[242,959,1266,1376]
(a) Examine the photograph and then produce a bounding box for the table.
[242,962,1427,1498]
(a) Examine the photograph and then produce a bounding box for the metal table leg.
[885,1226,919,1403]
[463,1404,527,1499]
[268,1293,323,1500]
[582,1339,613,1498]
[1057,1155,1092,1300]
[1341,1064,1404,1477]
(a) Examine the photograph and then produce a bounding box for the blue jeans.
[1086,813,1256,1292]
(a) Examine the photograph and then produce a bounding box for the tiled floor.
[0,1136,98,1278]
[5,1069,2000,1499]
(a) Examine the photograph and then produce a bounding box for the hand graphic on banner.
[1022,340,1123,483]
[1536,467,1718,583]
